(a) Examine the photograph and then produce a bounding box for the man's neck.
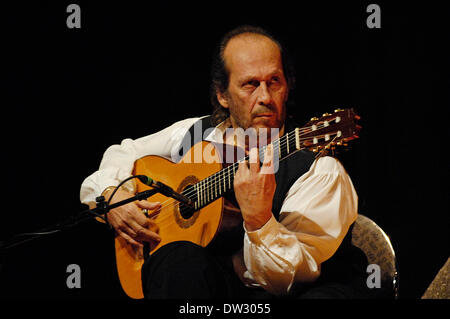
[218,117,285,152]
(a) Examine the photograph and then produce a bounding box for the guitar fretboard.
[184,129,300,211]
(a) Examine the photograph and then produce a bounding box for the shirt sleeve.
[80,117,201,206]
[242,156,358,295]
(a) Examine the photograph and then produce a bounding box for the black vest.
[177,116,367,282]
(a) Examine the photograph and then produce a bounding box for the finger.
[147,219,160,233]
[116,228,143,248]
[249,147,260,174]
[237,158,247,172]
[261,144,274,174]
[125,204,152,227]
[263,143,273,165]
[136,201,161,218]
[127,219,161,243]
[110,207,150,241]
[136,200,161,210]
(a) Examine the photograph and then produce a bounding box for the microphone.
[136,175,194,208]
[136,175,156,187]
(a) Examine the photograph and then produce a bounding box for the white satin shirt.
[80,116,358,295]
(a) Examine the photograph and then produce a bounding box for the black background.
[1,1,449,301]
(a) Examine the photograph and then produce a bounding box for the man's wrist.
[243,212,272,232]
[244,214,277,244]
[101,186,117,200]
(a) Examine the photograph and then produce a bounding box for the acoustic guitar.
[114,109,361,299]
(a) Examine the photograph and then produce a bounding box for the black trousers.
[141,241,375,299]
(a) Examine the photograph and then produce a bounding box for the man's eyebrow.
[239,75,258,84]
[238,71,283,84]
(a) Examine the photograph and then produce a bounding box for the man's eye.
[245,80,259,87]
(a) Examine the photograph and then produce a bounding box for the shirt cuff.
[244,214,278,245]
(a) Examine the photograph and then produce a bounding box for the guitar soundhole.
[179,184,195,219]
[174,176,199,228]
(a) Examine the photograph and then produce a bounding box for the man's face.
[217,34,289,132]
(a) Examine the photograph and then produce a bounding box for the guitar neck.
[186,108,360,211]
[188,129,300,211]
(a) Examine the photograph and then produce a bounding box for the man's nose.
[256,82,272,105]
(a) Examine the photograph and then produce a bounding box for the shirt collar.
[203,117,285,145]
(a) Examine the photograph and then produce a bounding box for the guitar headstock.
[295,108,361,153]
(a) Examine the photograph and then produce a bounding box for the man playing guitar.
[80,25,369,299]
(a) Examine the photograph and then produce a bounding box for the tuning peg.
[322,112,331,117]
[334,108,344,113]
[310,116,318,121]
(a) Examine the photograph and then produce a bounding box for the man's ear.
[284,90,289,104]
[216,90,229,108]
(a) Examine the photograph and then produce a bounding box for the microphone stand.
[0,188,160,251]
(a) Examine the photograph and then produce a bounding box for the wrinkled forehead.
[223,33,283,78]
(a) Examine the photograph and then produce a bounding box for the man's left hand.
[234,144,276,231]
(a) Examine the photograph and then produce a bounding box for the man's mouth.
[254,113,275,118]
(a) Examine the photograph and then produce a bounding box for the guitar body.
[115,141,224,299]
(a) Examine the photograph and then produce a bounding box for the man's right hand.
[103,188,162,248]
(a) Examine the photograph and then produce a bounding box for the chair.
[351,214,399,298]
[421,257,449,299]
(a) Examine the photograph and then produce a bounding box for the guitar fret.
[218,173,221,196]
[208,176,214,203]
[206,176,209,204]
[210,176,213,202]
[206,176,210,203]
[205,178,208,204]
[223,170,226,193]
[209,176,212,203]
[217,173,220,197]
[211,175,214,201]
[194,184,198,210]
[289,131,296,152]
[200,180,203,207]
[286,134,289,154]
[202,179,206,206]
[295,128,300,150]
[214,174,217,198]
[276,139,281,159]
[227,166,231,190]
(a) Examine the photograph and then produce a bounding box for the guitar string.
[156,118,339,208]
[147,129,339,225]
[148,120,341,219]
[179,117,341,200]
[147,131,344,229]
[158,132,333,218]
[153,128,312,210]
[151,132,340,231]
